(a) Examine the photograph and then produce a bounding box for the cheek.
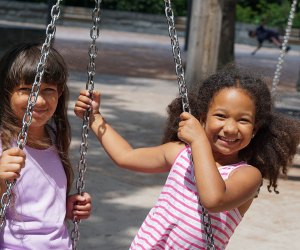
[205,118,222,133]
[204,125,220,142]
[47,95,59,106]
[10,97,22,114]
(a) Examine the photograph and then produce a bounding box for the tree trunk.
[218,0,237,69]
[185,0,222,90]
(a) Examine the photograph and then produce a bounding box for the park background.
[0,0,300,249]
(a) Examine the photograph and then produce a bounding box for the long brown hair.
[0,42,73,193]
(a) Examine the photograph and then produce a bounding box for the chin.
[214,146,239,156]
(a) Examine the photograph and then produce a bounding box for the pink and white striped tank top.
[130,146,246,250]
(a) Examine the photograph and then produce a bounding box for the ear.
[200,114,206,125]
[252,126,258,138]
[200,114,207,128]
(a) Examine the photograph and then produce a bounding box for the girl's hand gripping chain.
[74,90,101,122]
[66,192,92,220]
[0,148,26,182]
[177,112,206,147]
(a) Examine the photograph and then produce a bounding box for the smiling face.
[10,82,60,137]
[204,87,256,163]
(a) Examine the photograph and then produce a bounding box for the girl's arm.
[74,90,180,173]
[178,112,262,213]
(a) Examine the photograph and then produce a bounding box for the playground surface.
[29,24,300,249]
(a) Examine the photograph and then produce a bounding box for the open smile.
[218,135,239,143]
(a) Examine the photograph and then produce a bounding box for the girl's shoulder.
[226,163,262,188]
[162,141,187,168]
[220,162,258,179]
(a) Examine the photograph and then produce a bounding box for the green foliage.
[63,0,187,16]
[294,12,300,28]
[236,5,259,23]
[237,0,300,28]
[257,0,292,28]
[101,0,164,14]
[14,0,187,16]
[102,0,187,16]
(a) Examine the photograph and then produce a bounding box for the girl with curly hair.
[74,65,300,249]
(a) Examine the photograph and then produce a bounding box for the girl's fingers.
[74,201,91,210]
[73,209,91,219]
[79,89,90,96]
[81,192,92,201]
[179,112,191,120]
[73,206,91,214]
[77,95,92,106]
[3,148,26,158]
[74,106,89,115]
[0,163,23,180]
[79,89,100,100]
[6,163,24,172]
[0,171,20,181]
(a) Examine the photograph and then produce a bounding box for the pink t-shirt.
[130,146,245,250]
[0,140,71,249]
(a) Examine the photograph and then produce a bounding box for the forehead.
[19,81,58,87]
[210,88,255,115]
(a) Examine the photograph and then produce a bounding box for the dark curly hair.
[162,65,300,193]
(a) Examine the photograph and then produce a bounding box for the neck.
[213,152,241,167]
[26,127,52,149]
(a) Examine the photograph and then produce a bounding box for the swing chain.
[201,206,216,250]
[193,158,215,247]
[165,1,216,248]
[192,166,216,250]
[0,0,62,230]
[71,1,102,249]
[271,0,298,97]
[164,0,190,113]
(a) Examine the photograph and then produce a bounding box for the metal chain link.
[191,163,216,250]
[271,0,298,97]
[164,0,190,113]
[0,0,62,230]
[164,1,215,249]
[71,1,102,249]
[201,206,216,250]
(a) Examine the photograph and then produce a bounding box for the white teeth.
[220,136,237,142]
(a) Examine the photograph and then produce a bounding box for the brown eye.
[44,88,56,92]
[239,118,251,124]
[214,113,226,119]
[19,87,31,92]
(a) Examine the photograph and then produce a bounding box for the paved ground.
[9,23,300,249]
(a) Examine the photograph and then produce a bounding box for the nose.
[223,119,238,135]
[35,94,46,106]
